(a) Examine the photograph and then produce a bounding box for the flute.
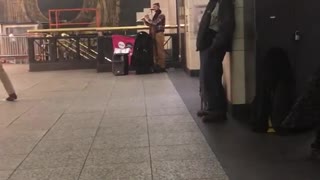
[137,9,154,22]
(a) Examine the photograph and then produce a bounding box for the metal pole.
[175,0,181,62]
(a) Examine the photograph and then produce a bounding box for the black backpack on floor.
[131,31,154,74]
[251,48,296,133]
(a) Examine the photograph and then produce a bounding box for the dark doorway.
[294,0,320,94]
[255,0,298,70]
[255,0,320,96]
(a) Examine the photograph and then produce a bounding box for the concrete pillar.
[231,0,247,105]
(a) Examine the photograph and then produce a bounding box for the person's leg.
[202,47,227,122]
[0,63,17,101]
[155,32,166,70]
[152,35,162,73]
[153,38,158,66]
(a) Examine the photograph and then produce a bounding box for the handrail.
[58,40,91,60]
[27,24,185,34]
[61,34,112,62]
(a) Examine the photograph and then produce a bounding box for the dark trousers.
[199,47,227,112]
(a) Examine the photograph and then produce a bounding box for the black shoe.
[159,68,167,73]
[6,93,17,102]
[197,110,208,117]
[153,66,161,73]
[252,126,268,133]
[202,112,227,123]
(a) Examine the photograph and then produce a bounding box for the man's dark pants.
[200,47,227,112]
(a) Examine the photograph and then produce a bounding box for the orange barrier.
[48,8,101,28]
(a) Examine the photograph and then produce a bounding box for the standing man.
[0,63,17,101]
[143,3,166,73]
[196,0,235,122]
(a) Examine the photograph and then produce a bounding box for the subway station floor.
[0,65,320,180]
[0,65,226,180]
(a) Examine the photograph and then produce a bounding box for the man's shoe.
[197,110,208,117]
[202,112,227,123]
[160,68,167,73]
[153,66,161,73]
[6,93,17,102]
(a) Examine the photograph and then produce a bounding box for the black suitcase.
[112,53,129,76]
[131,31,154,74]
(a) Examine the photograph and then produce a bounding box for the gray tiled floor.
[0,65,228,180]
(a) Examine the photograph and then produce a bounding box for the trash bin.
[112,48,130,76]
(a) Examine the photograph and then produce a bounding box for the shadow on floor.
[168,69,320,180]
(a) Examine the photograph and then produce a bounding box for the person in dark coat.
[196,0,235,122]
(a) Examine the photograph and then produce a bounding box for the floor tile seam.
[76,115,106,180]
[4,92,79,176]
[167,73,231,180]
[77,75,117,180]
[6,110,68,180]
[76,161,152,168]
[148,157,218,164]
[142,78,154,180]
[63,110,106,115]
[162,77,225,161]
[94,132,149,137]
[17,78,49,95]
[11,164,85,172]
[79,76,97,91]
[5,104,39,128]
[43,135,97,141]
[149,142,211,148]
[89,145,150,151]
[145,113,191,117]
[147,142,212,148]
[81,160,152,167]
[150,158,222,164]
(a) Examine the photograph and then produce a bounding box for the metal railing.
[27,32,182,71]
[0,36,28,56]
[28,34,98,63]
[0,35,32,64]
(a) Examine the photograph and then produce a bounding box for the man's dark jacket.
[196,0,235,51]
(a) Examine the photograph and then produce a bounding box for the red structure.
[48,8,101,28]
